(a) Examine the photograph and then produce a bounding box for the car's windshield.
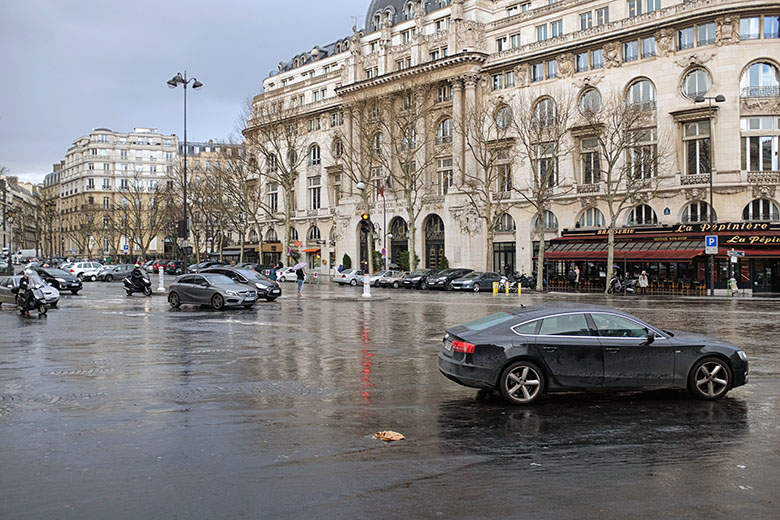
[200,273,236,285]
[44,269,69,277]
[462,272,481,279]
[241,270,271,282]
[410,270,429,276]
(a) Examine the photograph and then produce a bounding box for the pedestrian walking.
[292,261,307,297]
[574,265,580,292]
[638,270,649,294]
[567,266,577,291]
[337,264,344,273]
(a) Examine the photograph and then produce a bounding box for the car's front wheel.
[499,361,545,405]
[211,294,225,310]
[168,292,181,308]
[70,290,80,295]
[350,279,357,286]
[689,357,732,400]
[90,275,97,282]
[392,281,400,289]
[473,283,480,293]
[105,275,113,282]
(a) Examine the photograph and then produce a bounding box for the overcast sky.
[0,0,368,183]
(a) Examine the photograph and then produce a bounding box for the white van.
[11,249,38,265]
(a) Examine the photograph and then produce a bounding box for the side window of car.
[538,314,592,336]
[512,319,540,335]
[179,276,193,284]
[591,314,648,338]
[0,277,8,286]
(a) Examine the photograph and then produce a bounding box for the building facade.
[244,0,780,291]
[47,127,179,260]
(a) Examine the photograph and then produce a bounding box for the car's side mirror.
[642,328,655,346]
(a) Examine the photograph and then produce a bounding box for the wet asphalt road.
[0,280,778,519]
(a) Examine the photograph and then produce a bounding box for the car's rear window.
[463,312,515,331]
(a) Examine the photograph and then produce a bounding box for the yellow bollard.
[518,284,522,296]
[493,282,499,294]
[505,282,509,294]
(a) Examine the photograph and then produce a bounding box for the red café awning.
[544,249,702,261]
[302,248,321,253]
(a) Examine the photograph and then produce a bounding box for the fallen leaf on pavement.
[373,430,405,442]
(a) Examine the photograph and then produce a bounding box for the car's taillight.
[451,340,476,354]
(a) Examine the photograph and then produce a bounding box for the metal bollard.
[493,282,499,294]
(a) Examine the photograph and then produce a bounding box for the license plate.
[443,340,452,353]
[270,289,280,295]
[243,297,256,303]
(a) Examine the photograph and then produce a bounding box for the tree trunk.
[605,224,616,294]
[485,227,494,273]
[535,217,546,292]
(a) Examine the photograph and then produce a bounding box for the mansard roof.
[365,0,441,33]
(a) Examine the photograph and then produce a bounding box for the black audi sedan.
[439,304,748,405]
[402,269,440,289]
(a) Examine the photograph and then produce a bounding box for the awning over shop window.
[302,248,321,253]
[542,239,705,262]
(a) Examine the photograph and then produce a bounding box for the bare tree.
[512,89,576,290]
[577,91,672,290]
[244,97,308,265]
[457,95,522,272]
[373,82,439,272]
[65,200,100,259]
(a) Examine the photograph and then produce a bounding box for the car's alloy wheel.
[350,279,357,286]
[392,281,400,288]
[90,275,97,282]
[105,275,113,282]
[77,274,84,281]
[689,357,732,400]
[212,294,225,310]
[168,292,181,308]
[473,283,480,293]
[499,361,544,405]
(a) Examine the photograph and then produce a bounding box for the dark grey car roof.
[505,303,632,320]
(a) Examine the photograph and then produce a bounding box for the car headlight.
[738,350,747,361]
[255,283,266,290]
[225,290,239,296]
[56,278,66,283]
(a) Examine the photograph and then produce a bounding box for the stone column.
[451,78,465,186]
[463,74,479,185]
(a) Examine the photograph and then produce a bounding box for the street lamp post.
[167,71,203,273]
[0,178,7,251]
[694,94,725,297]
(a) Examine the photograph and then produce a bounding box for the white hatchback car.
[69,261,103,281]
[277,267,308,283]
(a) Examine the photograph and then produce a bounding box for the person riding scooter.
[19,269,33,310]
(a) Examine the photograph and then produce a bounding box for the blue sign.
[705,236,718,248]
[123,245,129,251]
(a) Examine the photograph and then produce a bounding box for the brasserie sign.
[565,222,780,246]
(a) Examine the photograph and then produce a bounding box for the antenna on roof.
[351,15,358,27]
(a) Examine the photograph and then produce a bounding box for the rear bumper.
[438,353,498,390]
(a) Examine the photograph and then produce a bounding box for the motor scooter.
[123,274,153,296]
[14,284,48,316]
[607,275,637,294]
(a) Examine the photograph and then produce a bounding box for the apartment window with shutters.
[437,157,453,196]
[267,183,279,212]
[581,138,601,184]
[308,177,321,210]
[596,7,609,26]
[580,12,593,31]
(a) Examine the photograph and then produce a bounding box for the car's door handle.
[605,347,620,353]
[542,346,557,352]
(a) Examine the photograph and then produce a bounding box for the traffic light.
[360,213,371,233]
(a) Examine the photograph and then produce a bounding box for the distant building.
[244,0,780,292]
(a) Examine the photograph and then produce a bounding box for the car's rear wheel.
[350,279,357,286]
[392,281,400,288]
[90,275,97,282]
[77,273,84,281]
[168,292,181,308]
[105,275,113,282]
[499,361,545,405]
[473,283,480,293]
[212,294,225,310]
[689,357,732,400]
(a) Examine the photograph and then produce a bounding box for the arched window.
[682,201,716,224]
[308,226,321,240]
[626,79,657,110]
[740,61,780,98]
[533,97,557,127]
[289,228,299,241]
[626,204,658,226]
[681,68,712,99]
[495,105,513,131]
[249,230,259,242]
[742,198,780,222]
[532,210,558,231]
[372,132,383,154]
[372,14,382,31]
[495,213,516,232]
[309,144,321,166]
[577,207,605,228]
[436,118,452,144]
[579,88,602,114]
[266,228,278,241]
[404,2,415,20]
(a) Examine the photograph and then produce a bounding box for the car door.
[590,312,675,389]
[189,275,211,304]
[0,277,14,304]
[174,275,196,303]
[533,313,604,388]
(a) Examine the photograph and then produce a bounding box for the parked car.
[31,267,83,294]
[439,303,749,405]
[166,261,184,275]
[425,268,473,290]
[0,274,60,308]
[167,273,258,310]
[376,271,410,288]
[333,269,365,286]
[201,266,282,302]
[69,261,103,281]
[187,260,225,273]
[450,271,503,292]
[0,258,11,276]
[142,260,156,273]
[365,270,393,287]
[152,259,169,274]
[277,267,307,283]
[97,264,136,282]
[402,269,440,289]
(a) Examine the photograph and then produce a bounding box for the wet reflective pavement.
[1,281,778,519]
